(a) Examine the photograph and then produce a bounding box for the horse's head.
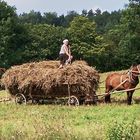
[130,64,140,77]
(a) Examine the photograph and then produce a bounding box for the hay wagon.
[1,61,99,106]
[14,83,91,106]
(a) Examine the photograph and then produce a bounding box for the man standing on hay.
[59,39,73,68]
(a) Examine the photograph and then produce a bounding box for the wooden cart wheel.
[67,96,79,106]
[15,93,27,105]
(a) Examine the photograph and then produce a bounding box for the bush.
[107,119,137,140]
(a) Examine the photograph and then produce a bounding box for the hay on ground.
[1,61,99,102]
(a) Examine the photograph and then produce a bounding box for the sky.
[4,0,129,15]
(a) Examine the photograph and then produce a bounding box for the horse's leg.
[105,94,111,103]
[105,86,112,103]
[127,91,134,105]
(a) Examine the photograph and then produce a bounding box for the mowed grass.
[0,71,140,140]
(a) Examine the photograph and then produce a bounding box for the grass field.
[0,71,140,140]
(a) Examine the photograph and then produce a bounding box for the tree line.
[0,0,140,72]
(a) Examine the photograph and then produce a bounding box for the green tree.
[82,9,87,16]
[19,10,42,24]
[67,16,106,68]
[93,10,121,34]
[64,11,79,27]
[42,12,58,25]
[87,9,94,20]
[106,0,140,70]
[0,1,30,67]
[119,0,140,64]
[21,24,66,62]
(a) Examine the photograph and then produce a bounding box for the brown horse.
[105,64,140,105]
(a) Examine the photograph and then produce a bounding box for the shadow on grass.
[97,96,140,105]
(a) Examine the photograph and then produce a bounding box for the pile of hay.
[1,61,99,101]
[0,68,6,90]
